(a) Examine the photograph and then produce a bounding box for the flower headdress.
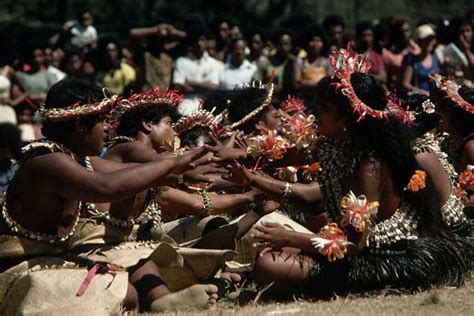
[107,88,182,135]
[431,73,474,115]
[329,47,413,124]
[38,89,118,122]
[227,82,275,131]
[173,104,224,136]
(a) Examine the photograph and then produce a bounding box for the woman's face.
[419,36,436,53]
[251,34,263,54]
[316,103,347,138]
[360,28,374,49]
[438,107,452,133]
[400,22,412,43]
[149,116,176,150]
[307,36,324,55]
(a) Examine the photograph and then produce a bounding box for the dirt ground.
[133,277,474,316]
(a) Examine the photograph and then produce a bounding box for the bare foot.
[149,284,218,312]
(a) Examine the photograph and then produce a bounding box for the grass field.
[138,278,474,316]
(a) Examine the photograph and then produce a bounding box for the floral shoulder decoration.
[312,191,379,261]
[455,165,474,203]
[404,170,427,192]
[340,191,379,232]
[246,129,289,161]
[281,111,317,150]
[311,223,353,262]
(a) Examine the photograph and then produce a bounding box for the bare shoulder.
[358,157,382,177]
[463,139,474,165]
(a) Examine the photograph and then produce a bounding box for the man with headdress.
[0,78,231,314]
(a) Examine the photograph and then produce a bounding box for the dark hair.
[448,16,471,44]
[303,24,329,55]
[355,21,373,39]
[323,73,448,237]
[271,28,293,46]
[115,105,179,137]
[400,92,439,136]
[185,24,211,46]
[228,87,270,134]
[0,123,22,161]
[77,9,92,21]
[229,38,246,51]
[180,126,210,148]
[323,15,346,30]
[202,89,234,115]
[42,78,104,142]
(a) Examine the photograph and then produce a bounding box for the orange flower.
[458,170,474,191]
[405,170,426,192]
[311,223,353,262]
[302,162,320,180]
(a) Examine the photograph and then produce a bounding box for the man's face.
[329,25,344,45]
[278,34,292,57]
[149,116,176,150]
[81,12,93,27]
[232,40,246,65]
[84,121,105,155]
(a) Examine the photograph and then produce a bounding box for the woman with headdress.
[431,74,474,217]
[403,92,468,229]
[227,48,471,297]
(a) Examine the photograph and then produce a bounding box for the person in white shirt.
[219,38,257,90]
[64,10,98,50]
[173,25,222,116]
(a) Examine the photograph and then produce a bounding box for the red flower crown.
[329,46,413,124]
[431,73,474,115]
[107,88,183,136]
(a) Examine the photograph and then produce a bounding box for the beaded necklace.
[1,140,82,244]
[316,137,366,222]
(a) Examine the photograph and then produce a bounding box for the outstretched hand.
[170,147,208,175]
[223,161,252,187]
[252,222,290,254]
[183,162,227,184]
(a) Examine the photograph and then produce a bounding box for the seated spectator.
[172,24,222,116]
[44,48,66,83]
[254,29,298,95]
[15,103,36,142]
[446,17,473,81]
[322,14,346,51]
[96,42,136,95]
[64,49,95,80]
[295,23,332,104]
[384,17,421,91]
[356,21,387,85]
[17,47,56,104]
[219,38,257,90]
[401,24,441,95]
[247,28,268,69]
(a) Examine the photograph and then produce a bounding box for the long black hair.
[323,72,449,238]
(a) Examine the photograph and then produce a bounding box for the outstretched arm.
[31,149,205,203]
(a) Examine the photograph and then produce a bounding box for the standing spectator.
[172,24,222,116]
[219,38,257,90]
[401,24,441,95]
[130,23,186,91]
[384,17,421,91]
[322,15,346,51]
[96,42,136,95]
[17,47,56,104]
[64,50,95,80]
[356,21,387,85]
[254,29,298,95]
[62,9,98,52]
[295,24,332,105]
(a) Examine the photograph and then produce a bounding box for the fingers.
[259,246,274,257]
[253,225,269,234]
